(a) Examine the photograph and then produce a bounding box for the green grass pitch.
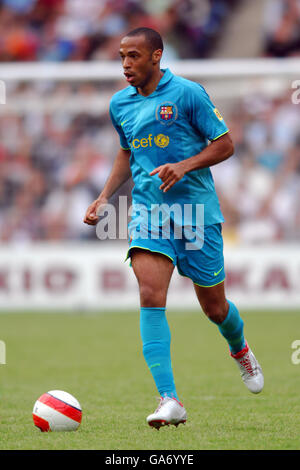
[0,309,300,450]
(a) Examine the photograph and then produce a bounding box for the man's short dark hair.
[125,27,164,53]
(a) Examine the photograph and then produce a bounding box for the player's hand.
[83,196,108,225]
[149,162,186,192]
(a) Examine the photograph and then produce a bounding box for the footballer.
[84,27,264,429]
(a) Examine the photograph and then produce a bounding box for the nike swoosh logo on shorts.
[214,266,224,276]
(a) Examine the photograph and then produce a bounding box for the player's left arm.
[150,132,234,192]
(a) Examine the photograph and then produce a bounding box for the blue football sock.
[140,307,178,400]
[214,300,246,355]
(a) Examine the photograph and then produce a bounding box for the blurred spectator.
[263,0,300,57]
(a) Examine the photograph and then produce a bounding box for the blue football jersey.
[109,68,229,226]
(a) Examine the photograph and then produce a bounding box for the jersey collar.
[127,68,173,96]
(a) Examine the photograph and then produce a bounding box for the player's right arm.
[84,147,131,226]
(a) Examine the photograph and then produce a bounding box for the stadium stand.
[0,0,299,245]
[0,0,241,61]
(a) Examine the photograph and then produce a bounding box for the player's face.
[119,35,161,89]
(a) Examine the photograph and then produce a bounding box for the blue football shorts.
[126,219,225,287]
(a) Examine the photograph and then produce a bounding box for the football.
[32,390,82,432]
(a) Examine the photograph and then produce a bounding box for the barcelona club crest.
[155,101,178,126]
[160,105,173,121]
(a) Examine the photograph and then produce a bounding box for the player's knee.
[139,283,166,308]
[202,301,228,324]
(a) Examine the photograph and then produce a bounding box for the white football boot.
[231,342,264,394]
[147,396,187,430]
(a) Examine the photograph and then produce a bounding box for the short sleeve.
[109,99,130,150]
[185,84,229,142]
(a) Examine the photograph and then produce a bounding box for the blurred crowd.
[0,81,119,242]
[0,0,300,245]
[0,0,240,61]
[263,0,300,57]
[0,79,299,245]
[212,88,300,244]
[1,0,300,61]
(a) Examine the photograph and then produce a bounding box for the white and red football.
[32,390,82,432]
